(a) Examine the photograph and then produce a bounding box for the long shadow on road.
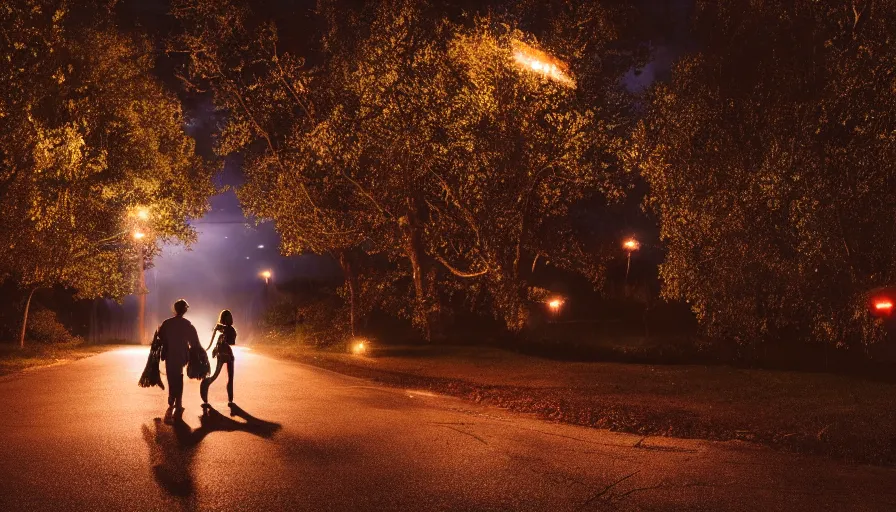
[142,405,282,509]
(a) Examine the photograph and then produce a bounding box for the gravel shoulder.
[256,342,896,466]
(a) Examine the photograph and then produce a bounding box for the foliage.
[629,1,896,348]
[25,308,78,344]
[437,16,632,330]
[0,0,213,299]
[174,0,640,338]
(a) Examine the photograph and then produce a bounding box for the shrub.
[26,308,79,344]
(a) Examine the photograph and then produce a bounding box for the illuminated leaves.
[177,0,636,336]
[0,0,213,298]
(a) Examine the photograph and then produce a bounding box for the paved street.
[0,347,894,511]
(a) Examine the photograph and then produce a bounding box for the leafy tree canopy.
[630,0,896,348]
[0,0,213,298]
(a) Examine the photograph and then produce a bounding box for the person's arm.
[226,326,237,346]
[189,324,200,351]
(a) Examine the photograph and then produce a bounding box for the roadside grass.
[0,341,117,376]
[256,341,896,466]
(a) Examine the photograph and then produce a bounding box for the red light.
[874,300,893,312]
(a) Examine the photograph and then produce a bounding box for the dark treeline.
[2,0,895,367]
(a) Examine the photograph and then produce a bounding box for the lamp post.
[133,230,147,344]
[131,206,150,344]
[548,298,563,321]
[623,237,640,285]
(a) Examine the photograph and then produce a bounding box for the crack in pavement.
[576,471,640,511]
[438,424,489,445]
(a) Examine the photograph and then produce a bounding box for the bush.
[26,308,79,344]
[262,291,350,348]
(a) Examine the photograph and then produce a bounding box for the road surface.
[0,346,894,511]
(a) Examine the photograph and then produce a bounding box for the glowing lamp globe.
[868,287,896,318]
[623,238,640,251]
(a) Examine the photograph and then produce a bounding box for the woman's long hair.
[218,309,233,326]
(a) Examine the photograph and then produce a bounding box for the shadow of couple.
[142,404,282,506]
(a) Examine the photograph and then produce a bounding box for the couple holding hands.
[139,299,237,420]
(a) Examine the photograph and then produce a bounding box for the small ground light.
[351,339,368,355]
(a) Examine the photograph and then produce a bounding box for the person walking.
[158,299,200,421]
[200,309,237,410]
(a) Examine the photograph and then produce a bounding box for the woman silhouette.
[200,310,237,409]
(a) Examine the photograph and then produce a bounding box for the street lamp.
[547,298,564,321]
[260,270,272,285]
[511,40,576,88]
[623,237,640,284]
[132,228,148,343]
[351,338,368,355]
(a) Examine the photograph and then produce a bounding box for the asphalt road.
[0,347,894,511]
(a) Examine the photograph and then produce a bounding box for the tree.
[175,0,643,339]
[629,1,896,351]
[0,0,213,346]
[434,10,636,331]
[171,0,382,337]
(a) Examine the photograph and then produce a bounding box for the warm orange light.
[623,238,640,251]
[548,299,563,311]
[874,300,893,312]
[511,40,575,88]
[135,208,150,221]
[260,270,272,283]
[132,231,146,241]
[351,338,368,355]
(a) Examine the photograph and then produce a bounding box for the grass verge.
[256,342,896,467]
[0,342,117,376]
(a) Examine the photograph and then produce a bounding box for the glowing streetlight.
[132,228,148,343]
[511,40,576,88]
[623,238,640,252]
[868,287,896,320]
[260,270,272,284]
[547,298,564,321]
[623,237,640,284]
[873,299,893,316]
[135,207,150,221]
[351,338,368,355]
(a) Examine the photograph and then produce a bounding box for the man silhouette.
[158,299,200,420]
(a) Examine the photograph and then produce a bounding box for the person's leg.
[172,373,184,410]
[166,368,176,408]
[200,358,224,404]
[226,358,234,403]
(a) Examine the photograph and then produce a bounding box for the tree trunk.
[338,251,361,338]
[19,287,38,349]
[507,235,529,332]
[403,197,440,342]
